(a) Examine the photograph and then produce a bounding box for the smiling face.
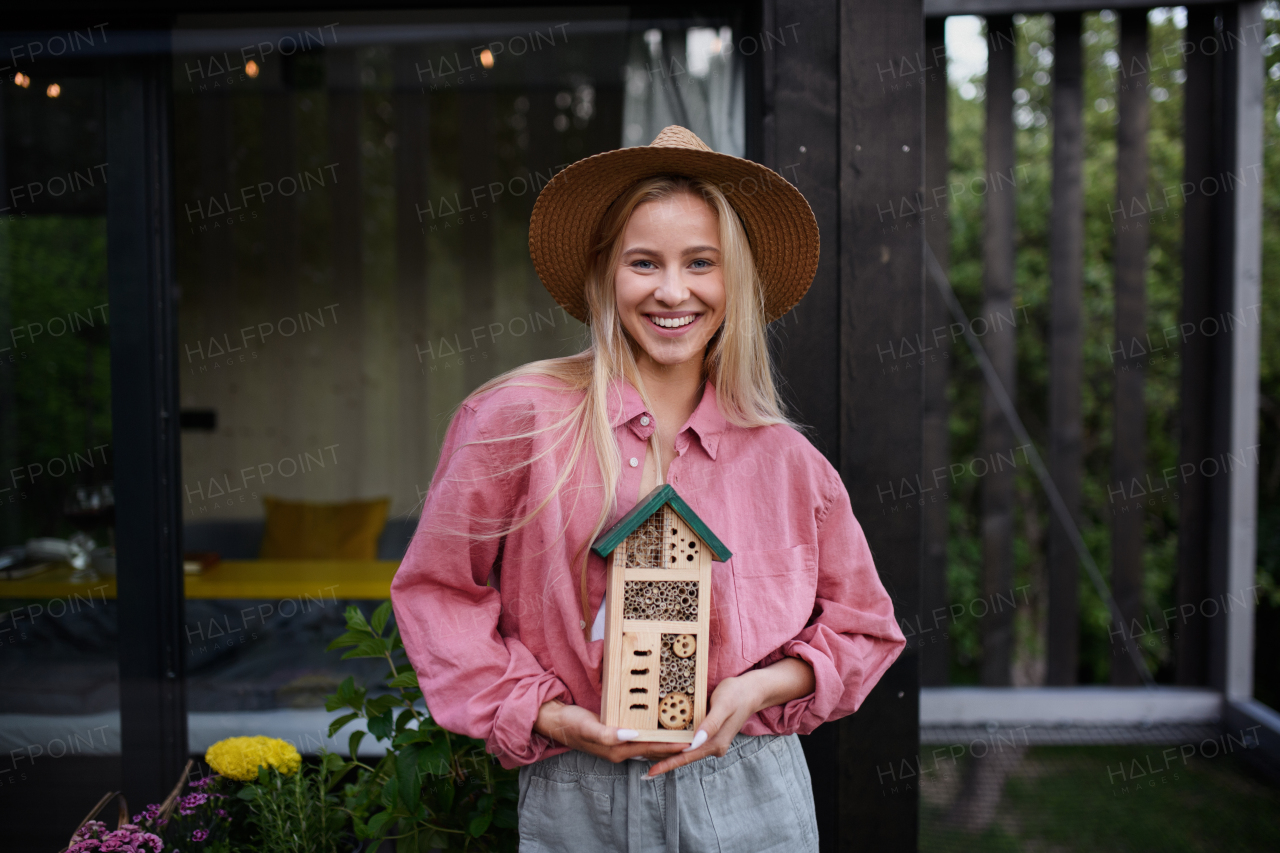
[614,190,726,374]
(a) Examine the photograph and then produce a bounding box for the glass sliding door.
[0,39,120,850]
[0,7,748,848]
[169,8,747,751]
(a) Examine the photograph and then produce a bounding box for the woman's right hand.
[534,700,688,763]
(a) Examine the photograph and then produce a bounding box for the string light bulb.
[46,83,61,98]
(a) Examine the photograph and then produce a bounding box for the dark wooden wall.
[767,0,924,848]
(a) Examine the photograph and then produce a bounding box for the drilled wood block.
[617,632,660,730]
[666,510,702,569]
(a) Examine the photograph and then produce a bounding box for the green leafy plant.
[236,758,349,853]
[324,602,519,851]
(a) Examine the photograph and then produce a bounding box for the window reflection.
[169,12,744,734]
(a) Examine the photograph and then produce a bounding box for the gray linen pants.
[516,733,820,852]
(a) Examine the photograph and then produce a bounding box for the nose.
[653,267,691,307]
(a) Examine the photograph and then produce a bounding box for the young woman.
[390,126,905,851]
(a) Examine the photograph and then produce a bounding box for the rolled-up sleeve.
[753,469,906,734]
[390,402,572,769]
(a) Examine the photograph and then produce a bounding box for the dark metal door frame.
[105,46,187,807]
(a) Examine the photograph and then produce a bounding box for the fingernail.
[682,730,707,752]
[617,729,639,741]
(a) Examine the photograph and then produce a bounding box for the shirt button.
[640,415,650,426]
[579,620,587,630]
[629,457,638,467]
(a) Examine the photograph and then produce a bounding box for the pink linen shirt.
[390,374,905,770]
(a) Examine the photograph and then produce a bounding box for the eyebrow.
[620,246,721,256]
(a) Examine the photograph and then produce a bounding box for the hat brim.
[528,145,820,324]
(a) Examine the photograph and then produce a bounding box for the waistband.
[524,733,791,852]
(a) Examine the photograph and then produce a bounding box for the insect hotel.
[592,483,732,742]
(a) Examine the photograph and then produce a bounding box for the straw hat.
[528,126,819,324]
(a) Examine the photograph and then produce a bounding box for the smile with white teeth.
[649,314,698,329]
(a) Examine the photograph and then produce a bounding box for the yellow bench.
[0,560,399,600]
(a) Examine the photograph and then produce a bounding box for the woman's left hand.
[644,657,815,777]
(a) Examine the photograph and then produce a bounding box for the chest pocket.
[731,544,819,663]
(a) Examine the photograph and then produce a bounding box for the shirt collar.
[607,375,727,460]
[683,377,726,460]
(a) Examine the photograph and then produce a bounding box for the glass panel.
[0,53,118,846]
[169,9,746,754]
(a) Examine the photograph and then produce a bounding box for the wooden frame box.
[591,484,732,742]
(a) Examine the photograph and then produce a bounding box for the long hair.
[440,175,799,626]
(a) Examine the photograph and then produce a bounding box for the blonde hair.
[441,176,798,626]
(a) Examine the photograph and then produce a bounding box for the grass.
[920,744,1280,852]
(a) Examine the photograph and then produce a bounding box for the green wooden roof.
[591,483,732,561]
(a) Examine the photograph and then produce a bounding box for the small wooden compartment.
[591,484,731,742]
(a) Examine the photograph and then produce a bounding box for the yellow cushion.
[259,496,390,560]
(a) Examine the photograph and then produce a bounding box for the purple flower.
[74,820,108,840]
[133,803,163,823]
[192,828,209,842]
[177,791,210,815]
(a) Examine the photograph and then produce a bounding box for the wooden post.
[921,15,951,687]
[1174,5,1218,687]
[1209,1,1263,702]
[981,14,1016,687]
[1110,9,1150,686]
[769,0,840,461]
[1046,11,1084,686]
[763,2,843,843]
[767,0,923,847]
[837,0,924,847]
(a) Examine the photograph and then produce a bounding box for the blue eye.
[691,259,711,269]
[632,260,656,270]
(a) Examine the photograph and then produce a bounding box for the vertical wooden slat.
[1174,5,1218,687]
[921,15,951,687]
[1046,11,1084,686]
[838,0,924,847]
[602,548,626,727]
[1110,9,1150,686]
[980,14,1016,687]
[694,545,711,731]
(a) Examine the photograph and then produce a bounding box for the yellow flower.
[205,736,302,782]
